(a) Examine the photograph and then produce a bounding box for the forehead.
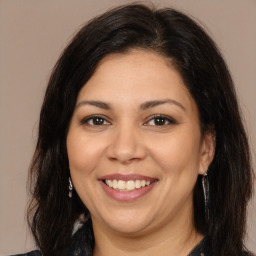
[77,50,194,109]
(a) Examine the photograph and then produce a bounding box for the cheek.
[67,130,103,177]
[66,130,105,209]
[149,129,201,176]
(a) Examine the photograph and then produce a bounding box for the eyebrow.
[76,100,111,110]
[76,99,185,111]
[140,99,185,111]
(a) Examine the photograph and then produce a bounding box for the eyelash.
[144,114,177,126]
[80,114,177,127]
[80,115,110,126]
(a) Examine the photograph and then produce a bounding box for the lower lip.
[100,181,157,202]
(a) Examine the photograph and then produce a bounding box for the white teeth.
[125,180,135,191]
[113,179,118,189]
[105,180,113,187]
[105,179,152,191]
[118,180,126,190]
[135,180,141,188]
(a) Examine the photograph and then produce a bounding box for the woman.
[17,4,254,256]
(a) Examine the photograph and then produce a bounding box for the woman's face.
[67,50,214,236]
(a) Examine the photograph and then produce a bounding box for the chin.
[107,220,152,235]
[93,208,155,235]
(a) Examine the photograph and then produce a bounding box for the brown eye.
[81,115,110,126]
[153,117,167,126]
[145,115,177,126]
[92,117,105,125]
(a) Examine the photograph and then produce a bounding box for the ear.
[198,130,215,175]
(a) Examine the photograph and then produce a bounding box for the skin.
[67,50,215,256]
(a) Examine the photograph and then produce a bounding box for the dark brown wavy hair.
[27,4,254,256]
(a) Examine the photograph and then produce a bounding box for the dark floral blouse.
[12,220,254,256]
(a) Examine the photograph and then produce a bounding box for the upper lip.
[98,173,158,182]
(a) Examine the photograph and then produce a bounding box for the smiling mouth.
[103,179,155,191]
[99,174,158,201]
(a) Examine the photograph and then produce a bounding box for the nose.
[106,124,147,164]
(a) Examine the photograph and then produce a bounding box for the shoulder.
[63,219,94,256]
[243,252,256,256]
[10,220,93,256]
[9,250,41,256]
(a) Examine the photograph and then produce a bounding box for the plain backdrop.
[0,0,255,255]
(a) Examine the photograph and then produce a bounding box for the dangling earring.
[202,172,209,222]
[68,177,73,198]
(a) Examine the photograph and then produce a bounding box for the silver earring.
[68,177,73,198]
[202,172,209,222]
